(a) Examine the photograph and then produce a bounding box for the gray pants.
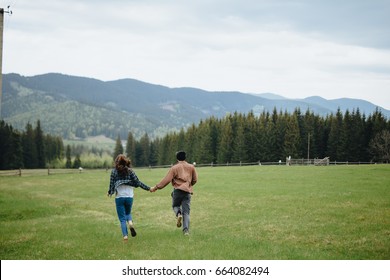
[172,189,191,232]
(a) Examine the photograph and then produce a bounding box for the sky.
[2,0,390,109]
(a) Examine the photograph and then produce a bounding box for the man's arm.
[153,168,174,191]
[191,167,198,186]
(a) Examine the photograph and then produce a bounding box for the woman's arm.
[107,170,116,196]
[128,170,151,191]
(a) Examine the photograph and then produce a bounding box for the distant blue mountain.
[2,73,389,139]
[300,96,386,116]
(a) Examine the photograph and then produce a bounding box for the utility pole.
[0,6,12,120]
[0,8,4,120]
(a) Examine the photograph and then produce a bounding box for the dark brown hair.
[176,151,186,161]
[114,154,131,175]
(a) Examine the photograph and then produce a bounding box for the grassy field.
[0,165,389,260]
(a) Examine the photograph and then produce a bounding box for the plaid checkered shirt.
[108,168,150,195]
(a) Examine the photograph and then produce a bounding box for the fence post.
[19,168,21,177]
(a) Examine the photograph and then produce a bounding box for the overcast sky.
[2,0,390,109]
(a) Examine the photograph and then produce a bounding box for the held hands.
[150,186,158,193]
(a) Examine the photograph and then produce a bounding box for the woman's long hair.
[114,154,131,175]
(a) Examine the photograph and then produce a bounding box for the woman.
[108,154,151,241]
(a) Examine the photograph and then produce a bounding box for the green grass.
[0,165,389,260]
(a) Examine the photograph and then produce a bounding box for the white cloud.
[2,0,390,109]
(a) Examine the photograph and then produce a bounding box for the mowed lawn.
[0,165,389,260]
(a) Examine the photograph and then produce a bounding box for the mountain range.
[2,73,389,140]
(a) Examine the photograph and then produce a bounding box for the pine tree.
[0,121,9,169]
[263,112,276,162]
[167,132,180,163]
[347,109,365,162]
[35,120,46,168]
[0,122,23,169]
[9,131,23,169]
[65,145,72,168]
[231,114,246,163]
[184,124,197,164]
[0,124,23,169]
[244,111,260,162]
[284,113,300,158]
[313,115,327,159]
[217,117,233,164]
[73,154,82,168]
[56,136,65,160]
[369,130,390,162]
[366,109,388,160]
[327,109,344,161]
[195,120,215,164]
[138,133,151,167]
[157,135,170,165]
[22,123,38,169]
[177,128,186,151]
[125,132,136,162]
[113,135,124,161]
[149,140,159,166]
[273,110,286,161]
[300,109,313,159]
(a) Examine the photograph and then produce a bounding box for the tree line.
[0,120,115,170]
[121,108,390,166]
[0,120,64,170]
[1,107,390,170]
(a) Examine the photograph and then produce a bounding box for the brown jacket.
[156,161,198,193]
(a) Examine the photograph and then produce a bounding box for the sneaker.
[129,226,137,237]
[183,229,189,236]
[128,221,137,237]
[123,235,128,241]
[176,214,182,228]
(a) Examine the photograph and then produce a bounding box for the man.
[151,151,198,235]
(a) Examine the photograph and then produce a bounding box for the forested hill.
[2,73,389,140]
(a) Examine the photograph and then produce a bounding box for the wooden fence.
[0,160,382,177]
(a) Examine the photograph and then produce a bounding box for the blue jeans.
[115,197,133,237]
